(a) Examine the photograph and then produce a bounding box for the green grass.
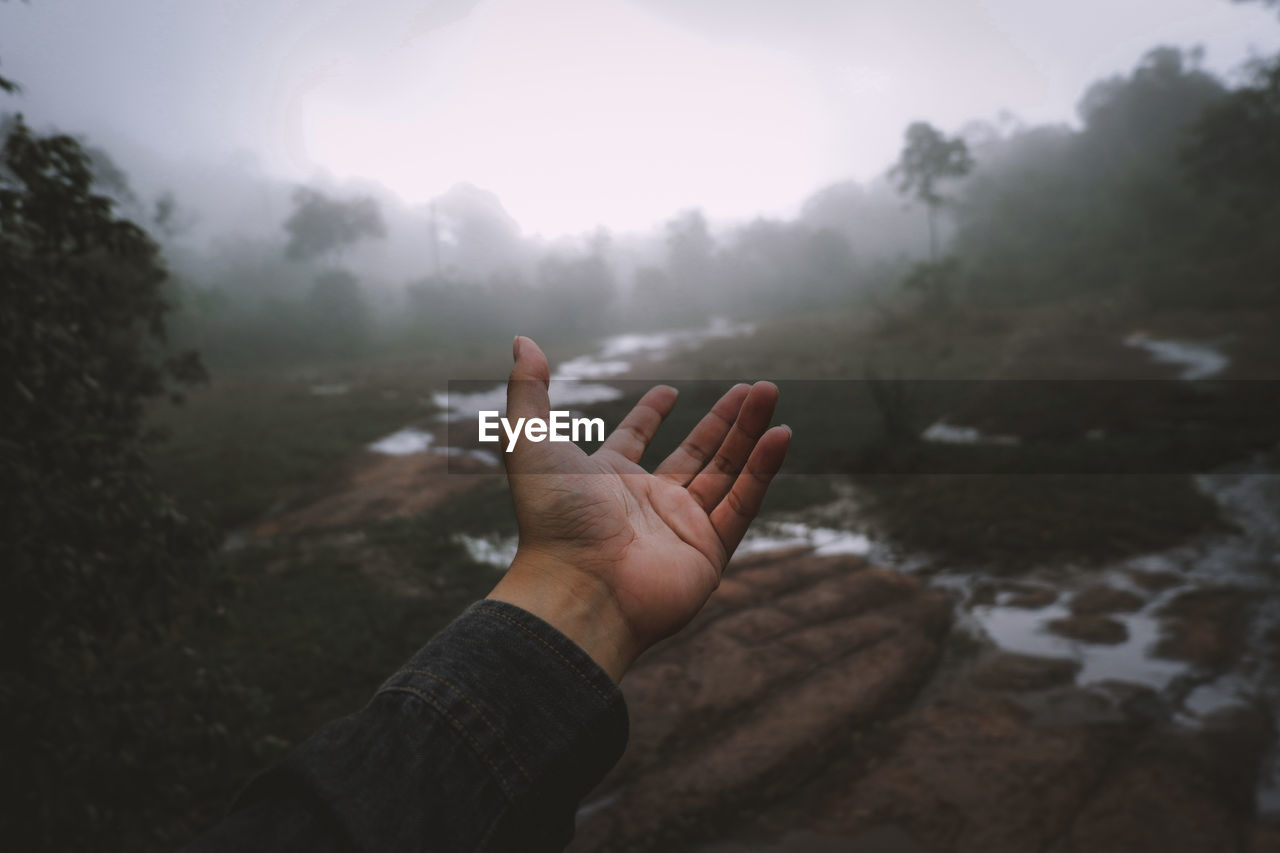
[148,379,429,531]
[857,472,1228,572]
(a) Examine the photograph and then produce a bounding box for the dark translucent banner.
[436,379,1280,475]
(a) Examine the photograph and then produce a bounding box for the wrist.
[486,549,638,683]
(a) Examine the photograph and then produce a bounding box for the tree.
[1179,55,1280,305]
[283,186,385,263]
[0,114,225,849]
[1076,46,1222,171]
[665,209,715,285]
[890,121,973,260]
[1183,56,1280,210]
[943,47,1232,307]
[662,209,716,320]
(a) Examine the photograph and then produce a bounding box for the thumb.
[507,335,551,424]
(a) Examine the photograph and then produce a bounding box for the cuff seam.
[395,668,531,783]
[376,684,519,803]
[475,605,613,703]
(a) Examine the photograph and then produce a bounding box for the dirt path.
[241,316,1280,850]
[253,451,493,537]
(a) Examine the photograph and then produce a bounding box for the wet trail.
[312,323,1278,849]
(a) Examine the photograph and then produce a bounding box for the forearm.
[189,600,628,853]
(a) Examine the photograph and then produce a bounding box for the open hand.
[487,336,790,681]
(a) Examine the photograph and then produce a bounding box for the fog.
[4,0,1277,235]
[6,0,1278,366]
[9,2,1280,850]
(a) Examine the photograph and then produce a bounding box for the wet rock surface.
[815,694,1267,853]
[969,652,1081,691]
[565,549,1276,853]
[1005,586,1060,609]
[1126,567,1186,592]
[970,580,1059,609]
[1047,613,1130,644]
[1253,823,1280,853]
[568,551,952,852]
[1154,587,1249,669]
[1070,583,1145,615]
[254,451,490,536]
[1056,707,1268,853]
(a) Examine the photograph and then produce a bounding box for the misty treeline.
[159,178,912,368]
[119,44,1274,370]
[937,45,1280,311]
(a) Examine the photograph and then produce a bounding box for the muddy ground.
[225,308,1280,852]
[564,548,1276,852]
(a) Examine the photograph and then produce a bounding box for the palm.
[498,336,790,662]
[512,449,726,645]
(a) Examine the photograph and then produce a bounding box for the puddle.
[736,520,873,558]
[968,595,1187,690]
[456,533,518,569]
[922,421,1019,446]
[369,317,755,459]
[1124,333,1229,380]
[911,340,1273,813]
[556,357,631,380]
[737,523,872,557]
[432,380,625,424]
[950,454,1280,814]
[369,428,435,455]
[433,317,754,423]
[594,316,753,362]
[1176,673,1255,722]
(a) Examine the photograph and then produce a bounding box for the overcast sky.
[3,0,1278,236]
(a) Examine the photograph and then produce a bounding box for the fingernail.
[780,424,793,436]
[513,336,523,361]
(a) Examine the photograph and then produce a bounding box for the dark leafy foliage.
[946,46,1279,309]
[1184,57,1280,209]
[0,116,255,850]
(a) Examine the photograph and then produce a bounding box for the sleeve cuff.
[376,599,629,837]
[227,599,629,852]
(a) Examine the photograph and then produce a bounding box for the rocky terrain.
[566,546,1277,852]
[238,319,1280,852]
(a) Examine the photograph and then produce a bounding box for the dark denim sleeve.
[187,599,629,853]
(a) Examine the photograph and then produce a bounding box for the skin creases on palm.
[490,336,790,681]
